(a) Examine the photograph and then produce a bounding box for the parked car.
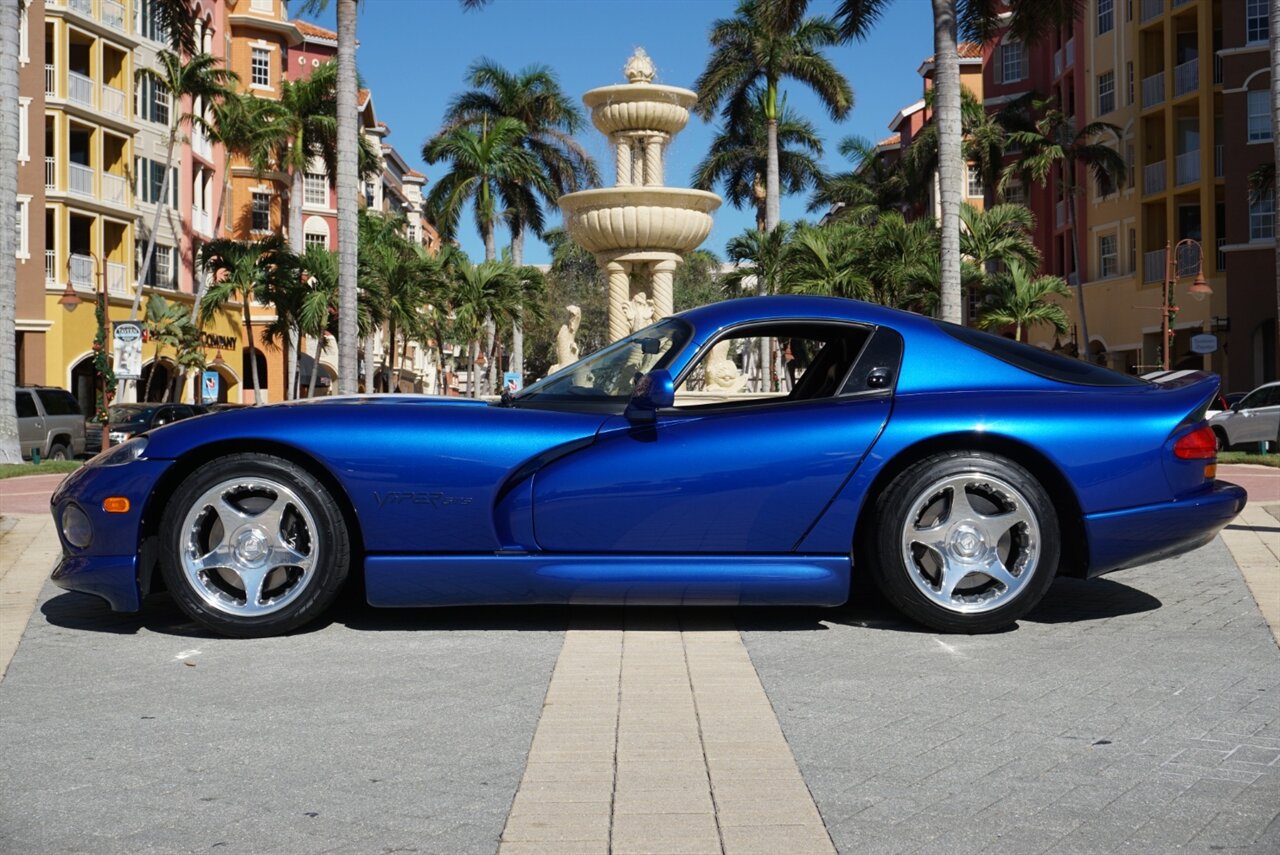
[1209,382,1280,452]
[86,403,208,453]
[203,403,247,413]
[16,387,86,461]
[50,296,1246,638]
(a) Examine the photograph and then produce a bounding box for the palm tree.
[809,135,909,221]
[0,0,21,461]
[694,0,851,234]
[694,90,824,232]
[448,258,527,398]
[782,222,872,300]
[132,50,238,322]
[959,202,1041,287]
[199,236,299,404]
[360,220,442,393]
[1006,104,1126,358]
[443,59,598,378]
[975,261,1072,342]
[722,223,796,298]
[297,244,377,397]
[142,295,195,402]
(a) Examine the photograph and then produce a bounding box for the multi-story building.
[15,1,48,388]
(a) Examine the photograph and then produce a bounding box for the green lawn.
[0,460,83,480]
[1219,451,1280,468]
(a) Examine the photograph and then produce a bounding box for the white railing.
[1175,150,1200,185]
[45,250,56,284]
[1143,249,1166,283]
[1064,38,1074,68]
[1055,200,1066,228]
[102,171,126,204]
[106,261,127,296]
[44,156,55,189]
[250,0,272,11]
[102,0,124,29]
[1144,160,1166,194]
[1141,0,1163,22]
[101,83,124,117]
[1174,58,1198,97]
[1142,72,1165,107]
[68,0,91,15]
[1054,49,1062,78]
[1214,145,1224,177]
[192,127,212,161]
[192,207,211,236]
[68,162,93,196]
[68,70,93,107]
[69,253,93,288]
[44,63,54,96]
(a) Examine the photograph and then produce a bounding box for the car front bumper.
[1083,480,1248,578]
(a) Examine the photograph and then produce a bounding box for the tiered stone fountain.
[559,49,721,342]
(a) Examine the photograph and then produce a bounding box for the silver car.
[1210,381,1280,452]
[16,387,87,461]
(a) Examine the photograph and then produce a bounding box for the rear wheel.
[1213,428,1229,452]
[46,443,69,461]
[159,453,350,638]
[869,452,1059,633]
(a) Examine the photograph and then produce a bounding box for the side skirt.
[364,554,851,608]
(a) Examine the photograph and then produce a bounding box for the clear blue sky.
[302,0,934,265]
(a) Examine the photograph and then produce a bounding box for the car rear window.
[36,388,83,415]
[935,322,1148,387]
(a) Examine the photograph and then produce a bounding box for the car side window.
[36,389,80,416]
[16,392,37,419]
[1239,389,1269,410]
[675,323,870,409]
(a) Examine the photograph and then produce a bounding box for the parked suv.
[16,387,87,461]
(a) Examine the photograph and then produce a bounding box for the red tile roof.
[293,19,337,41]
[877,133,901,148]
[921,42,984,64]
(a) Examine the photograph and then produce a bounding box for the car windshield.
[517,319,693,404]
[108,405,156,423]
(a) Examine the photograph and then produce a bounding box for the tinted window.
[16,391,37,419]
[1240,386,1279,409]
[36,389,82,416]
[935,322,1148,387]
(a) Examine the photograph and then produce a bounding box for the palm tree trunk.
[0,0,21,461]
[387,317,397,393]
[1064,182,1091,360]
[244,304,262,405]
[362,337,374,394]
[308,335,324,397]
[134,124,176,321]
[285,168,307,400]
[511,225,524,380]
[470,340,480,399]
[1272,0,1280,385]
[143,344,159,402]
[931,0,963,325]
[335,0,359,395]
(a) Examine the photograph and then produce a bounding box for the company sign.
[112,321,144,379]
[1190,333,1218,355]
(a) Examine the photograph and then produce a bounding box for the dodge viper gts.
[50,296,1247,637]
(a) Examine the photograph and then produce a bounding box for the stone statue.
[624,48,656,84]
[704,339,746,393]
[624,291,656,333]
[548,305,582,374]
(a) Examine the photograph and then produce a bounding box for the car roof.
[675,295,936,342]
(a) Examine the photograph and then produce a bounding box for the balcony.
[68,70,93,108]
[68,162,93,197]
[1142,72,1165,107]
[106,261,127,296]
[192,127,212,161]
[44,63,54,96]
[1055,200,1066,229]
[102,83,124,118]
[68,0,91,15]
[1064,38,1074,68]
[102,0,124,29]
[1174,58,1198,97]
[102,172,126,205]
[1215,145,1224,177]
[44,250,56,285]
[193,207,211,236]
[1175,150,1200,185]
[1141,0,1163,23]
[69,253,93,288]
[1144,248,1166,283]
[44,156,55,189]
[1144,160,1167,195]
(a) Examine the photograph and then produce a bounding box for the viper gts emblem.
[374,491,473,508]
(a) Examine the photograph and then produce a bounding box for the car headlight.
[90,436,148,467]
[108,430,132,442]
[61,503,93,549]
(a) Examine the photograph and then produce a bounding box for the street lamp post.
[1160,238,1213,371]
[60,252,113,450]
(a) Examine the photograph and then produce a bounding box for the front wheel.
[46,443,70,461]
[869,452,1059,634]
[159,453,351,638]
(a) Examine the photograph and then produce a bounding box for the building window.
[304,172,328,206]
[1097,71,1115,116]
[1247,90,1272,142]
[1250,191,1275,241]
[966,164,983,198]
[1098,234,1118,277]
[406,223,418,243]
[251,191,271,232]
[304,232,328,249]
[1097,0,1114,35]
[135,0,169,43]
[136,72,170,126]
[155,245,174,288]
[1126,62,1134,105]
[16,197,29,259]
[1003,181,1026,206]
[1246,0,1269,44]
[1128,228,1137,273]
[135,159,177,206]
[251,48,271,88]
[18,98,28,161]
[1000,42,1025,84]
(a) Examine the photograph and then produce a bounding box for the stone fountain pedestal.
[558,50,721,342]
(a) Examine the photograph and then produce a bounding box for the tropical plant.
[1006,103,1126,358]
[199,236,299,404]
[674,250,725,312]
[722,223,796,297]
[448,258,532,398]
[693,90,824,232]
[959,202,1040,287]
[974,260,1072,342]
[808,135,908,221]
[694,0,851,233]
[525,229,608,381]
[782,221,871,300]
[142,294,196,402]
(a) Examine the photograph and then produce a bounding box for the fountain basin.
[559,187,721,255]
[584,83,698,136]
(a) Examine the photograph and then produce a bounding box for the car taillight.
[1174,425,1217,460]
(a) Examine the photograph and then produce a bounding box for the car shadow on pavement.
[38,575,1161,638]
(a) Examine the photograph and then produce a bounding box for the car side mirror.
[625,369,675,423]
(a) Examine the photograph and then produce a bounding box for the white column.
[613,135,632,186]
[644,136,664,186]
[606,260,631,342]
[651,259,677,319]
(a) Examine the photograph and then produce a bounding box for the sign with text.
[112,321,144,379]
[1190,333,1218,355]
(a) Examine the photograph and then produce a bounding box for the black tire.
[1213,428,1229,452]
[869,451,1060,634]
[159,453,351,638]
[46,443,70,461]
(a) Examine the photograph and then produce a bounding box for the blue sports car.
[50,296,1247,638]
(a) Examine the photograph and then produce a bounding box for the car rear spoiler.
[1142,370,1221,423]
